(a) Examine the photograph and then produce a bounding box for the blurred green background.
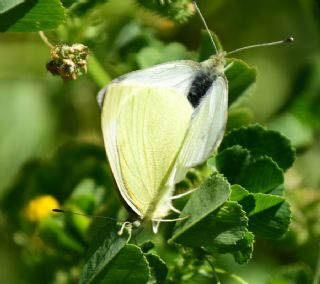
[0,0,320,283]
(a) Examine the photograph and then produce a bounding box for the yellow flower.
[24,195,60,222]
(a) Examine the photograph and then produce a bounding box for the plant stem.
[313,242,320,284]
[38,31,54,49]
[87,54,112,88]
[215,268,248,284]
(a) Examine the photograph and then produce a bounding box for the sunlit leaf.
[219,124,295,171]
[170,173,231,243]
[0,0,65,32]
[136,0,195,23]
[216,146,284,193]
[86,244,150,284]
[230,186,291,239]
[79,222,131,284]
[225,58,257,106]
[0,0,24,14]
[170,201,248,251]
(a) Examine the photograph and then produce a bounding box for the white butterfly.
[97,1,293,233]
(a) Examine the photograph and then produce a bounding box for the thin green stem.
[38,31,54,49]
[313,242,320,284]
[215,268,248,284]
[204,256,220,284]
[87,53,112,88]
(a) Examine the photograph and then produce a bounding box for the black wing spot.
[187,71,217,108]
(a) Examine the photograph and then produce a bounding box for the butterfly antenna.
[193,0,218,54]
[52,208,119,222]
[227,37,294,56]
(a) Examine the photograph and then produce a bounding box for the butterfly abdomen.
[187,70,217,108]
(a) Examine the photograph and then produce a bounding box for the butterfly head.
[201,51,226,75]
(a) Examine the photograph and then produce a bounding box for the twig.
[38,31,54,49]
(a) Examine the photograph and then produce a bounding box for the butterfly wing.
[174,75,228,182]
[101,84,193,218]
[97,60,201,108]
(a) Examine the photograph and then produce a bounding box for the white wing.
[101,84,193,218]
[99,59,228,216]
[99,61,201,218]
[97,60,201,108]
[173,76,228,182]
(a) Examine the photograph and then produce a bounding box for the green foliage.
[267,263,313,284]
[145,253,168,283]
[215,125,294,240]
[225,58,257,106]
[136,0,195,23]
[66,0,107,16]
[0,0,65,32]
[0,0,24,13]
[219,124,295,171]
[39,217,85,255]
[2,1,315,283]
[79,223,132,284]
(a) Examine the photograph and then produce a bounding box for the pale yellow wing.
[101,84,193,218]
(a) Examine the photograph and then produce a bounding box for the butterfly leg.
[169,204,181,214]
[152,215,191,233]
[224,62,234,72]
[169,187,198,200]
[117,221,130,235]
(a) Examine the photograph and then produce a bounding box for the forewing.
[97,60,201,108]
[101,84,193,217]
[174,76,228,182]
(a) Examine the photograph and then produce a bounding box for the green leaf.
[0,0,24,13]
[231,231,254,264]
[219,124,295,171]
[170,173,231,244]
[240,193,291,239]
[230,184,249,201]
[238,157,284,193]
[68,0,106,16]
[216,146,284,193]
[170,200,248,251]
[136,42,191,69]
[267,263,313,284]
[38,217,85,255]
[86,244,150,284]
[64,206,91,241]
[136,0,195,23]
[217,231,254,264]
[215,145,250,185]
[230,186,291,239]
[225,58,257,106]
[198,30,223,60]
[268,113,313,149]
[227,108,254,130]
[145,253,168,283]
[79,222,131,284]
[0,0,65,32]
